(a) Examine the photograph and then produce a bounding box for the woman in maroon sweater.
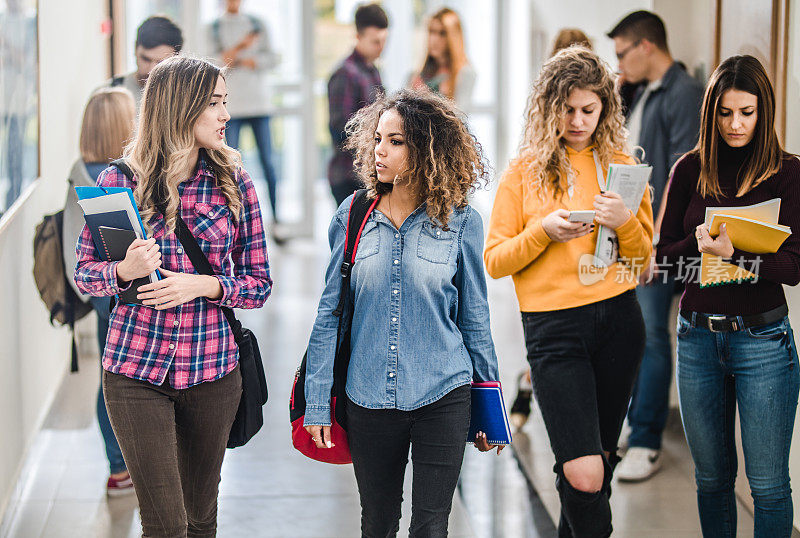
[659,55,800,537]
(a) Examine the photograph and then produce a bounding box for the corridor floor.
[1,182,757,537]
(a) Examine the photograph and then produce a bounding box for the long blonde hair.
[518,46,628,199]
[79,87,136,163]
[419,8,468,100]
[126,56,242,234]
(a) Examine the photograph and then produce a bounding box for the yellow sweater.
[484,145,654,312]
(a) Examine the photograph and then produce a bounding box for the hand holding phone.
[567,210,596,224]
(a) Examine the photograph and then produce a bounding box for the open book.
[700,198,790,287]
[593,163,652,267]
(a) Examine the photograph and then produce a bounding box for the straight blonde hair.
[419,8,469,100]
[79,87,136,163]
[126,56,242,234]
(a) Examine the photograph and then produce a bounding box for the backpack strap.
[110,159,134,181]
[332,190,379,317]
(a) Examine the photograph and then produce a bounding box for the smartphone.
[568,210,596,223]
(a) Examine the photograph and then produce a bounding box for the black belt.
[680,304,788,333]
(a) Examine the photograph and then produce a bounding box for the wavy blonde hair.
[518,46,628,199]
[126,56,242,234]
[345,89,489,228]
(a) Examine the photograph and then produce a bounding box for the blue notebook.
[467,382,512,445]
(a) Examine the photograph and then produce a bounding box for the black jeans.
[104,367,242,538]
[522,290,645,538]
[346,385,471,538]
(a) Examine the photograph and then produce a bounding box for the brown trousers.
[103,367,241,538]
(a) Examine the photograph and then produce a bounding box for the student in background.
[484,47,653,537]
[208,0,282,235]
[75,57,272,537]
[62,87,136,497]
[550,28,592,57]
[508,29,593,431]
[607,10,704,482]
[305,89,501,537]
[658,55,800,538]
[327,3,388,206]
[409,7,475,111]
[108,15,183,110]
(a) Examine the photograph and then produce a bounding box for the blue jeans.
[89,296,127,474]
[628,279,675,449]
[225,116,278,220]
[677,313,799,538]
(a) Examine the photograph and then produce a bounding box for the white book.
[593,164,653,267]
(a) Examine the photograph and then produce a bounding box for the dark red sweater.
[657,142,800,315]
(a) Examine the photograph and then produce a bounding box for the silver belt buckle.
[707,315,737,332]
[708,316,725,333]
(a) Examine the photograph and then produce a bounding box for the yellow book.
[709,214,791,253]
[700,199,789,287]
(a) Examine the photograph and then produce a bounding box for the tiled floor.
[0,182,759,537]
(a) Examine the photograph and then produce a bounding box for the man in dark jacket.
[608,10,704,482]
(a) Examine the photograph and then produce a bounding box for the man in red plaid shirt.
[327,3,388,206]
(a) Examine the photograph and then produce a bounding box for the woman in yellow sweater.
[485,46,653,537]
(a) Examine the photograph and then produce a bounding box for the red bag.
[289,191,378,464]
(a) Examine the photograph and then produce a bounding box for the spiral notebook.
[467,382,512,445]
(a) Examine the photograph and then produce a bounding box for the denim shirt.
[304,195,499,426]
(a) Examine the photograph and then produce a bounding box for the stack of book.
[701,198,792,287]
[76,185,158,304]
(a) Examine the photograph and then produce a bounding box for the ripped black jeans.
[522,290,645,537]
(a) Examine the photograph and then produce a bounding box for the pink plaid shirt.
[74,158,272,388]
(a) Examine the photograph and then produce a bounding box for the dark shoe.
[510,373,532,429]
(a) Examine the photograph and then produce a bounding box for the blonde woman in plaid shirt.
[74,56,271,538]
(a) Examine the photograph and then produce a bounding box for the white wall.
[653,0,715,80]
[0,0,109,518]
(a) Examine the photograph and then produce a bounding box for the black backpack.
[32,210,93,371]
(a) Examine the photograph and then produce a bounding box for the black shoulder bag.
[174,214,267,449]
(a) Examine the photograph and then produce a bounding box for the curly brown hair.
[344,89,489,228]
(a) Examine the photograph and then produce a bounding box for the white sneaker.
[616,447,661,482]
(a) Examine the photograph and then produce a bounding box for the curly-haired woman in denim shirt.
[304,89,501,537]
